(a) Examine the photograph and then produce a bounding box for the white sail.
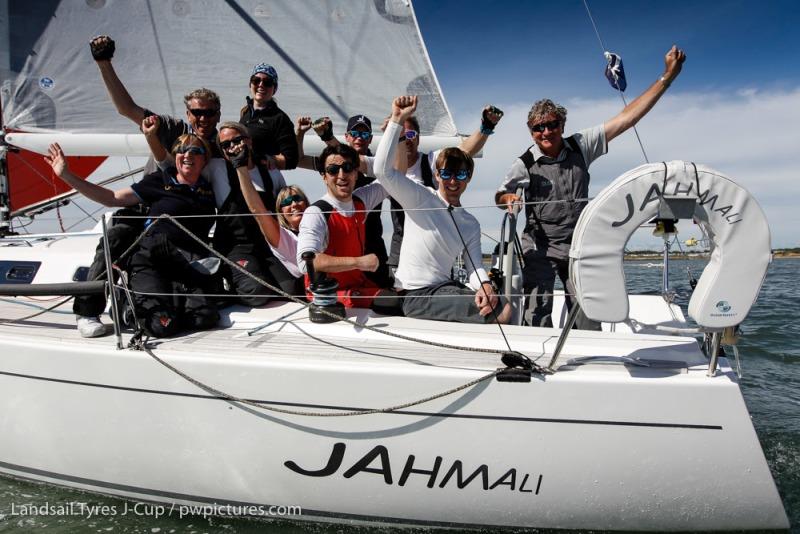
[2,0,457,137]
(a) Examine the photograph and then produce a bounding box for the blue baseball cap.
[251,63,278,93]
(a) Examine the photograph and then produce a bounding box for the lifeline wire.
[142,214,520,357]
[445,205,513,354]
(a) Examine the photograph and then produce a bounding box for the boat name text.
[611,181,743,227]
[284,442,543,494]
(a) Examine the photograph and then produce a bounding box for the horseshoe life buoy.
[569,161,771,329]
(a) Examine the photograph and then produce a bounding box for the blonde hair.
[527,98,567,126]
[171,133,212,162]
[275,185,308,231]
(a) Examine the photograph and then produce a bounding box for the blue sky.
[414,0,800,249]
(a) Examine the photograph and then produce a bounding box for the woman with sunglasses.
[45,133,220,338]
[239,63,298,174]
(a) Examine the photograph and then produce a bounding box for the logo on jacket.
[715,301,731,313]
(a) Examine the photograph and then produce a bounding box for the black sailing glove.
[90,36,116,61]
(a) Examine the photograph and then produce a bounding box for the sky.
[413,0,800,250]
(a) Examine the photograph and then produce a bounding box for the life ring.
[569,161,771,329]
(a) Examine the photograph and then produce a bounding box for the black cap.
[346,114,372,132]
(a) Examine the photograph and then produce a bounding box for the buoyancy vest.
[305,196,367,291]
[518,136,589,259]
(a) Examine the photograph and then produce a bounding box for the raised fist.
[90,35,116,62]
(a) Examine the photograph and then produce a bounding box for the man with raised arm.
[496,45,686,328]
[387,106,503,271]
[374,96,511,324]
[89,36,293,308]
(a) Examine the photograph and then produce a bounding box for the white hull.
[0,312,787,528]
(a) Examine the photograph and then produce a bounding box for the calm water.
[1,259,798,533]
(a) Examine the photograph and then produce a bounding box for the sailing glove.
[313,117,334,142]
[481,105,504,133]
[229,145,250,169]
[90,36,116,61]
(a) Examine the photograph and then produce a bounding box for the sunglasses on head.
[399,130,418,141]
[176,145,206,156]
[324,162,356,175]
[219,135,246,150]
[188,108,218,119]
[347,130,372,140]
[279,194,306,207]
[529,120,561,133]
[250,76,275,87]
[438,168,470,181]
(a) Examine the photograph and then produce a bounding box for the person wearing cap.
[239,63,298,172]
[295,113,393,288]
[495,45,686,328]
[374,96,511,324]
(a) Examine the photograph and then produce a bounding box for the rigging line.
[156,214,515,356]
[144,0,177,116]
[139,335,500,418]
[0,296,73,325]
[582,0,649,163]
[223,0,348,122]
[446,206,513,353]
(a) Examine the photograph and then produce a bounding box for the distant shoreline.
[623,251,800,260]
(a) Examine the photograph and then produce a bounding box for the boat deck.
[0,295,708,374]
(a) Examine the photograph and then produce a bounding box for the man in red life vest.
[296,144,388,308]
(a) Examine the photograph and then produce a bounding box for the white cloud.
[454,87,800,249]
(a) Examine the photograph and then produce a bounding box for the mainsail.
[1,0,458,215]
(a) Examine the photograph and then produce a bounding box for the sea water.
[1,258,798,533]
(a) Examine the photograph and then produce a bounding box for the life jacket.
[305,196,368,293]
[518,136,589,259]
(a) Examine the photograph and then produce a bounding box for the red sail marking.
[7,148,106,213]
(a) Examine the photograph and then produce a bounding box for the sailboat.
[0,0,789,530]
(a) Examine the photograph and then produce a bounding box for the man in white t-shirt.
[375,96,511,324]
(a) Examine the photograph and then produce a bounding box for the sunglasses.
[176,145,206,156]
[279,194,306,207]
[324,162,356,175]
[347,130,372,140]
[219,135,246,150]
[438,168,470,181]
[529,120,562,133]
[188,108,219,119]
[250,76,275,87]
[399,130,418,141]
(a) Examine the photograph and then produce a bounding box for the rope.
[445,205,513,352]
[150,214,520,356]
[582,0,649,163]
[0,296,74,324]
[138,335,501,417]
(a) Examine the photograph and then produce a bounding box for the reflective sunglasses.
[188,108,219,118]
[399,130,418,141]
[347,130,372,140]
[279,194,306,207]
[176,145,206,156]
[250,76,275,87]
[324,162,357,175]
[529,120,561,133]
[219,135,246,150]
[438,168,470,181]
